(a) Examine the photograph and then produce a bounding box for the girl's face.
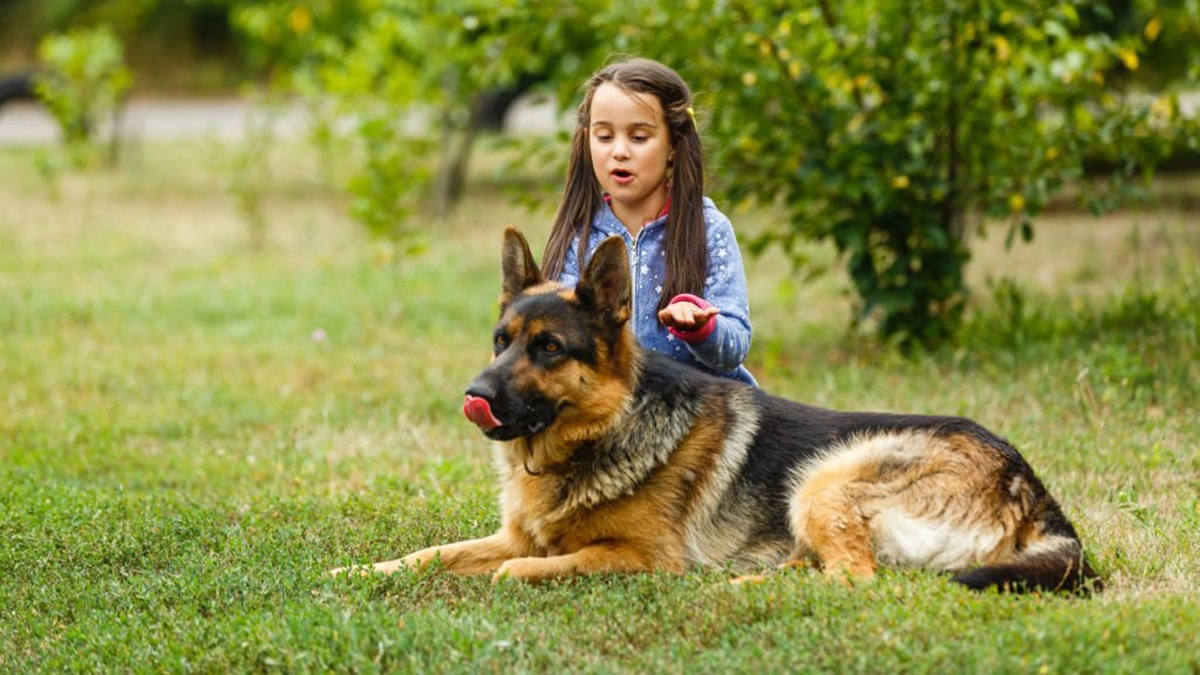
[588,82,673,233]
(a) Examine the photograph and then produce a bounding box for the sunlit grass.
[1,140,1197,671]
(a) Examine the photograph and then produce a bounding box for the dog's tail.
[951,531,1103,595]
[945,427,1103,596]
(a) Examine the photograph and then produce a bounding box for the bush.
[616,0,1191,346]
[34,25,133,164]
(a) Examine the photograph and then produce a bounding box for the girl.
[541,57,757,386]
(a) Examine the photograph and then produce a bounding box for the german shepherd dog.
[350,227,1101,593]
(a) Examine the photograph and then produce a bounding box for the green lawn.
[1,141,1198,673]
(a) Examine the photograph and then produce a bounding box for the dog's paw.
[821,562,875,587]
[730,560,814,587]
[491,557,550,583]
[326,564,373,578]
[371,559,411,575]
[327,559,410,577]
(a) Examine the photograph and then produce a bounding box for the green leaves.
[610,0,1191,347]
[34,25,133,165]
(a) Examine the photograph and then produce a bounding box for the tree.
[596,0,1194,346]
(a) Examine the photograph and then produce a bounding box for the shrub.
[34,25,133,164]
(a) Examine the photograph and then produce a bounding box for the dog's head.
[462,227,636,442]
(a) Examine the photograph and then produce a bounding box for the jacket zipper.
[629,229,640,326]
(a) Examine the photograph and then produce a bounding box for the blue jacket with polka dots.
[557,197,758,386]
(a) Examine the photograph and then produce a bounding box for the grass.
[1,139,1198,673]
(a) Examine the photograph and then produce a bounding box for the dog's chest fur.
[557,389,702,511]
[499,386,702,549]
[499,364,780,566]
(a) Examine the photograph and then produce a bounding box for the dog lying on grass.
[337,227,1101,594]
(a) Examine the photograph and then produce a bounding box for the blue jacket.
[558,197,758,386]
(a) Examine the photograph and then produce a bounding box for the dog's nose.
[464,380,496,401]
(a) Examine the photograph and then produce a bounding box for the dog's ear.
[500,226,543,311]
[576,235,631,326]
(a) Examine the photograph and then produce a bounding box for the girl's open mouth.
[612,169,634,184]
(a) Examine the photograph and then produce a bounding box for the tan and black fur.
[350,227,1101,593]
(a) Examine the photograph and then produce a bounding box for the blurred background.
[1,0,1197,345]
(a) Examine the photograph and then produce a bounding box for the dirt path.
[0,96,561,145]
[0,99,305,145]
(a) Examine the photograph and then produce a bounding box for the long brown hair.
[541,57,708,311]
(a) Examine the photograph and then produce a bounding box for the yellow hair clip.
[686,106,696,124]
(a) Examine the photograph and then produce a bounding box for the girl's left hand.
[658,301,719,331]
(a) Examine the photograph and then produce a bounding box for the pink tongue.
[463,395,503,430]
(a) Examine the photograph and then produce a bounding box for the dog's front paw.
[327,558,412,577]
[372,559,411,574]
[327,564,373,577]
[492,557,560,583]
[492,559,528,583]
[400,549,443,571]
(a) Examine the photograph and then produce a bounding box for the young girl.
[541,57,757,386]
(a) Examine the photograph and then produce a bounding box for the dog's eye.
[494,334,510,351]
[542,340,562,355]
